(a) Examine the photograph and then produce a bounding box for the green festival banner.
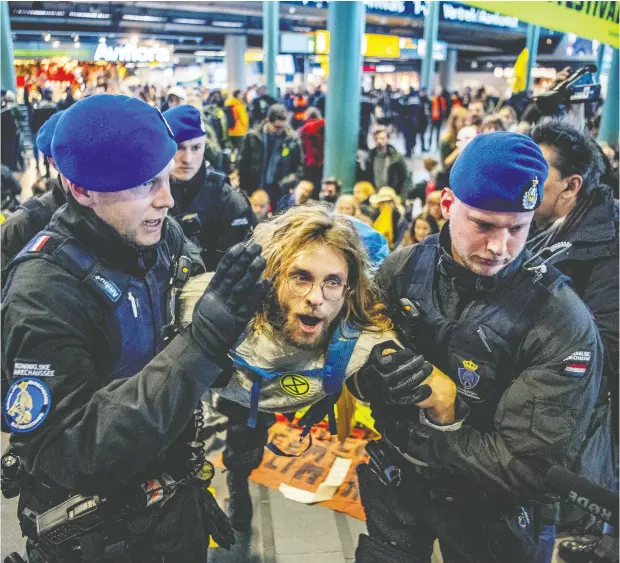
[463,1,619,47]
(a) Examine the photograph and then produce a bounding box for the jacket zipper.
[128,292,140,319]
[477,326,492,353]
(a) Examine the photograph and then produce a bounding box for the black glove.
[357,340,433,407]
[191,242,271,367]
[199,485,236,551]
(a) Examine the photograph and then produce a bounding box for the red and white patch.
[564,362,588,376]
[29,235,51,252]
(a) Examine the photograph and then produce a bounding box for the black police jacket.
[373,227,606,501]
[1,177,66,266]
[171,162,256,271]
[1,196,224,560]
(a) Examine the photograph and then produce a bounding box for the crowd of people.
[0,68,618,563]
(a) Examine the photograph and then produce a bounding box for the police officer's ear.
[68,183,96,209]
[439,188,454,220]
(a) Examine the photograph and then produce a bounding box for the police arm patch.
[4,378,52,432]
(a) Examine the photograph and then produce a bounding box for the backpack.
[224,105,236,130]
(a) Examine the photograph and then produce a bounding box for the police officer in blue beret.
[1,111,69,266]
[163,105,256,271]
[348,132,606,563]
[2,94,271,562]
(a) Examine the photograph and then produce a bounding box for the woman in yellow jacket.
[225,89,249,156]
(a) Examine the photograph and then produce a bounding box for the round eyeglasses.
[286,276,347,301]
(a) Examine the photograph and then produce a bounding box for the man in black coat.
[529,118,617,541]
[163,105,256,271]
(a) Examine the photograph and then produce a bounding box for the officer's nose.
[153,181,175,210]
[487,229,509,257]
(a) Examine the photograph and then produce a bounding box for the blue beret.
[36,111,64,158]
[51,94,177,192]
[163,105,205,144]
[449,132,548,213]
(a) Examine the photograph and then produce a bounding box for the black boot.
[227,472,253,532]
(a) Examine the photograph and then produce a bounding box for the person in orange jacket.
[225,89,250,156]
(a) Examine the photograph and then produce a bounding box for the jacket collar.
[561,185,617,245]
[55,192,166,275]
[51,176,67,208]
[170,162,206,212]
[437,224,526,294]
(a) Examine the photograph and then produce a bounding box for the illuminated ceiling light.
[211,21,244,28]
[546,38,552,44]
[130,35,139,45]
[173,18,207,25]
[471,61,478,69]
[73,35,80,42]
[195,50,225,57]
[289,7,296,13]
[74,42,81,48]
[68,11,110,19]
[14,9,65,16]
[52,41,60,48]
[44,33,51,42]
[122,14,166,22]
[486,61,493,68]
[99,36,107,43]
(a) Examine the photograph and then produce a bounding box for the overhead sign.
[94,43,171,64]
[295,1,521,29]
[462,1,619,47]
[315,30,400,58]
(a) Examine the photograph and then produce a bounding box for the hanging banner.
[462,1,619,47]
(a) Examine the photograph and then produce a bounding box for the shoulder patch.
[231,217,249,227]
[4,378,52,432]
[91,274,122,302]
[28,234,51,252]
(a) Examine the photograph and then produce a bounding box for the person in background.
[424,189,446,230]
[320,177,341,204]
[370,186,407,249]
[354,181,377,222]
[161,85,187,112]
[359,128,413,198]
[398,87,422,157]
[398,212,439,249]
[164,105,256,271]
[185,95,224,170]
[251,85,277,125]
[29,89,57,178]
[436,106,468,190]
[226,89,250,157]
[481,114,507,134]
[456,125,478,150]
[278,179,314,211]
[529,121,617,535]
[298,107,325,199]
[238,104,304,204]
[335,194,374,227]
[467,99,486,132]
[249,189,271,222]
[292,89,309,130]
[499,105,518,131]
[430,88,447,151]
[57,86,76,111]
[418,87,432,153]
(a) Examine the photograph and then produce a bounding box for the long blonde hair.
[249,202,392,333]
[442,106,468,146]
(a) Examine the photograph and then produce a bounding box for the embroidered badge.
[522,177,539,210]
[4,378,52,433]
[563,351,591,377]
[458,360,480,390]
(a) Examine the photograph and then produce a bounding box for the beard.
[270,302,331,350]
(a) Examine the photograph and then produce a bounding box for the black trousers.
[356,463,540,563]
[216,397,276,476]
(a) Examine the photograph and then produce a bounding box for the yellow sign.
[280,374,310,397]
[314,30,400,58]
[462,1,619,47]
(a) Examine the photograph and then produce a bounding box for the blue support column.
[420,1,440,91]
[324,1,365,194]
[524,23,540,91]
[598,47,618,147]
[595,43,606,82]
[1,2,16,93]
[263,0,279,99]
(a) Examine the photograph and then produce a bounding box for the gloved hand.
[191,243,271,367]
[199,486,236,550]
[356,340,433,408]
